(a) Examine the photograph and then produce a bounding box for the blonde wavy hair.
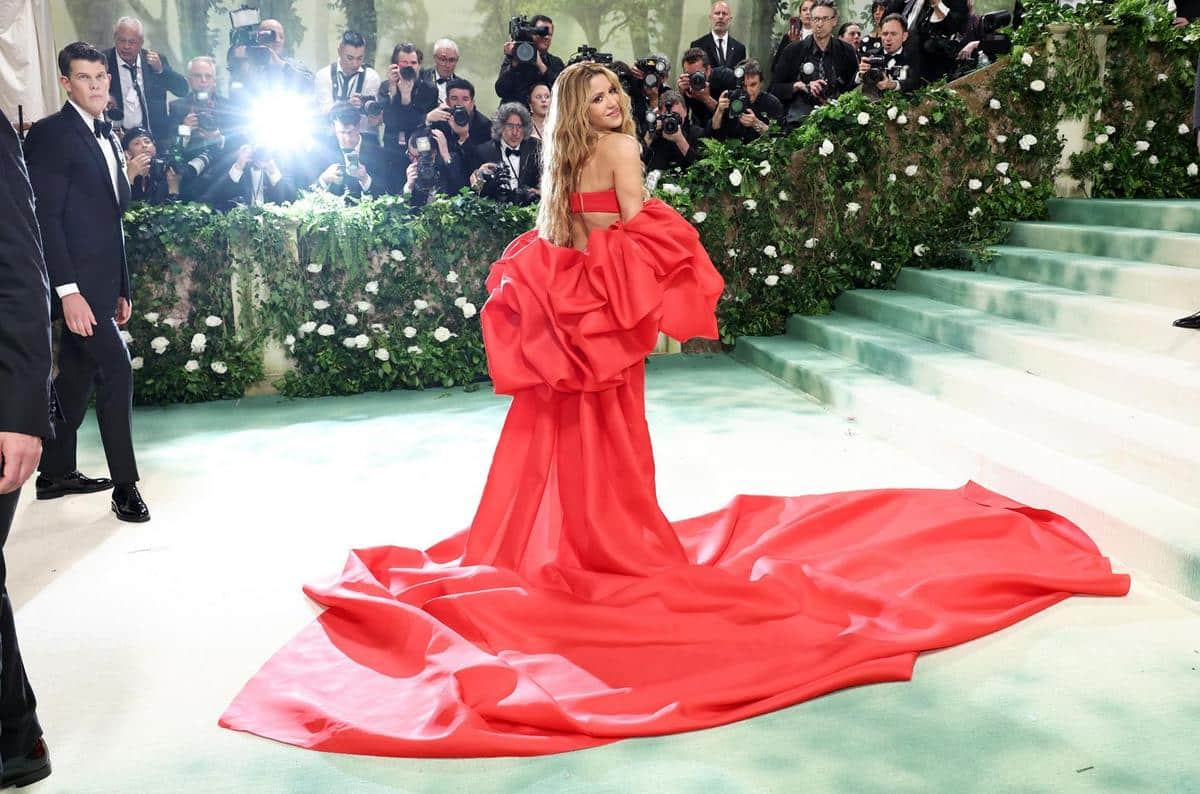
[535,62,636,247]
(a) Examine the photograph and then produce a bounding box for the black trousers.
[39,317,138,484]
[0,489,42,767]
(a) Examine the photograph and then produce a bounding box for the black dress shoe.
[111,483,150,523]
[35,470,113,500]
[1173,311,1200,329]
[1,737,51,788]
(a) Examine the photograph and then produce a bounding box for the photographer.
[496,15,564,106]
[422,39,463,104]
[426,79,492,164]
[314,30,383,132]
[122,128,181,204]
[769,0,858,126]
[899,0,968,84]
[400,125,466,206]
[104,17,189,146]
[314,102,391,198]
[205,143,298,211]
[710,59,783,143]
[771,2,812,75]
[626,53,671,136]
[858,14,920,98]
[167,56,232,157]
[642,90,704,173]
[380,42,439,155]
[468,103,541,205]
[227,17,314,100]
[676,48,718,129]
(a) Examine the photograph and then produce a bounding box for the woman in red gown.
[219,63,1129,757]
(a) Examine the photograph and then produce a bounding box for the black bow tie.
[504,146,521,157]
[94,119,112,138]
[436,77,449,84]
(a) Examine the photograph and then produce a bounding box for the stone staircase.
[734,198,1200,599]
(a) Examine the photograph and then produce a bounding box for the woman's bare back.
[568,134,628,251]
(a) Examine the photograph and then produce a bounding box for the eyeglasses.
[501,122,524,130]
[811,14,836,23]
[435,55,459,63]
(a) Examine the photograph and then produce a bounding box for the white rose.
[968,206,982,218]
[896,114,908,125]
[1102,162,1113,171]
[969,178,983,190]
[130,356,144,370]
[406,345,421,355]
[452,296,467,308]
[365,280,379,294]
[1094,133,1109,145]
[905,164,918,176]
[887,173,897,183]
[1145,120,1156,131]
[692,211,708,223]
[355,334,370,349]
[143,312,160,323]
[743,199,757,210]
[205,315,222,327]
[317,324,335,337]
[1156,73,1168,82]
[995,135,1008,144]
[284,334,296,346]
[818,138,834,156]
[1019,134,1038,150]
[996,162,1010,174]
[748,267,758,275]
[1134,140,1150,152]
[781,264,794,274]
[306,262,323,273]
[1149,155,1159,165]
[345,313,358,326]
[645,170,662,191]
[1020,51,1034,66]
[804,238,818,249]
[989,98,1001,110]
[846,152,858,164]
[184,359,200,372]
[1002,176,1012,185]
[1180,124,1192,135]
[779,190,789,200]
[356,301,372,312]
[727,249,739,258]
[343,337,357,348]
[886,106,898,120]
[119,330,134,344]
[390,249,406,262]
[312,299,330,310]
[1029,79,1046,92]
[913,244,928,257]
[298,321,317,334]
[1105,125,1116,134]
[375,348,391,361]
[660,182,683,195]
[764,275,779,286]
[758,160,771,176]
[462,302,477,318]
[763,245,778,257]
[1189,163,1199,177]
[729,168,743,186]
[918,115,929,125]
[871,260,883,271]
[190,333,206,353]
[369,323,385,332]
[1019,179,1032,189]
[857,111,870,126]
[413,299,429,310]
[163,317,183,329]
[211,361,228,374]
[1123,100,1134,111]
[446,270,459,283]
[845,202,861,215]
[403,326,417,338]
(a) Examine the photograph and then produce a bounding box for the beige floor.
[7,354,1198,793]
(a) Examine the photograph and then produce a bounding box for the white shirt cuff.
[55,283,80,298]
[932,2,950,20]
[360,173,372,192]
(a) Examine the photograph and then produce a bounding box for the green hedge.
[122,3,1199,405]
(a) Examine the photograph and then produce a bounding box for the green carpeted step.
[1046,198,1200,234]
[981,245,1200,310]
[784,312,1200,508]
[1004,222,1200,269]
[833,288,1200,426]
[733,334,1200,600]
[895,268,1200,360]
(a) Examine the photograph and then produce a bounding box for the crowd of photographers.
[87,0,1014,212]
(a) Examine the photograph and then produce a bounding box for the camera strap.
[331,64,366,101]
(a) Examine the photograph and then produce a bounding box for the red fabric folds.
[219,200,1129,758]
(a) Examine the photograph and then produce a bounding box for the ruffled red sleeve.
[481,199,725,394]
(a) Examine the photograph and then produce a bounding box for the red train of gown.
[219,197,1130,757]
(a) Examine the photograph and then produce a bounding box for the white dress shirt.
[711,32,729,65]
[57,101,124,298]
[118,53,146,130]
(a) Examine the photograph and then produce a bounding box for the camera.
[148,157,167,182]
[476,162,538,205]
[449,104,472,127]
[509,16,551,64]
[978,10,1013,58]
[568,45,613,66]
[859,36,884,59]
[634,56,669,88]
[645,109,682,135]
[725,65,750,118]
[398,64,417,81]
[413,135,440,193]
[229,5,275,65]
[688,71,707,92]
[362,96,383,117]
[864,55,906,87]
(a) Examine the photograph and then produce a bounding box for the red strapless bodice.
[570,189,620,213]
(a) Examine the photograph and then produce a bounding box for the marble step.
[1004,222,1200,270]
[1046,198,1200,234]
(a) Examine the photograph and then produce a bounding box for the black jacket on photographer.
[859,46,921,97]
[313,135,392,198]
[707,91,784,143]
[398,146,469,206]
[495,51,565,107]
[900,0,968,83]
[432,108,493,163]
[468,137,541,190]
[167,93,235,155]
[104,47,189,146]
[769,36,859,124]
[379,79,439,154]
[642,119,704,173]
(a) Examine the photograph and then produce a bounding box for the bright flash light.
[248,93,316,154]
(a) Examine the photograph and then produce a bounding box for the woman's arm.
[600,134,645,223]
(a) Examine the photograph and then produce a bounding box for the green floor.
[8,354,1198,793]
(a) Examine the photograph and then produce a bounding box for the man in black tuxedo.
[313,103,393,198]
[770,0,859,126]
[689,2,748,70]
[105,16,189,146]
[899,0,968,84]
[425,79,493,187]
[23,42,149,522]
[0,105,54,790]
[467,103,541,204]
[422,38,464,105]
[204,144,299,211]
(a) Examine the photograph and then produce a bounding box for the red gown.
[219,192,1129,757]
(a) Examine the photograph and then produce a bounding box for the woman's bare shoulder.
[595,132,640,158]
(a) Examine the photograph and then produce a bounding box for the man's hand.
[738,109,761,130]
[126,152,152,180]
[676,74,693,95]
[166,167,182,194]
[146,50,163,73]
[1173,16,1190,27]
[319,163,344,187]
[426,105,451,125]
[535,50,547,74]
[664,125,687,150]
[116,296,132,325]
[859,58,871,75]
[0,433,42,495]
[62,293,97,337]
[350,164,370,185]
[877,76,896,90]
[809,79,828,99]
[235,144,253,170]
[957,40,981,60]
[793,80,808,94]
[715,90,731,115]
[348,92,364,110]
[404,162,419,192]
[429,128,452,163]
[183,112,200,130]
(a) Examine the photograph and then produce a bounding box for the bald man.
[689,2,747,69]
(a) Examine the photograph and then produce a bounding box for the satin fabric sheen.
[219,199,1130,757]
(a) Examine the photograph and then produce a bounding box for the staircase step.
[833,288,1200,426]
[784,312,1200,507]
[896,268,1200,361]
[1046,198,1200,234]
[733,335,1200,600]
[983,245,1200,311]
[1004,222,1200,269]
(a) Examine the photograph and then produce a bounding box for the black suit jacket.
[495,52,565,106]
[690,33,748,69]
[205,156,298,212]
[105,47,189,143]
[769,37,860,104]
[313,136,393,197]
[0,108,53,439]
[469,138,541,189]
[24,103,131,320]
